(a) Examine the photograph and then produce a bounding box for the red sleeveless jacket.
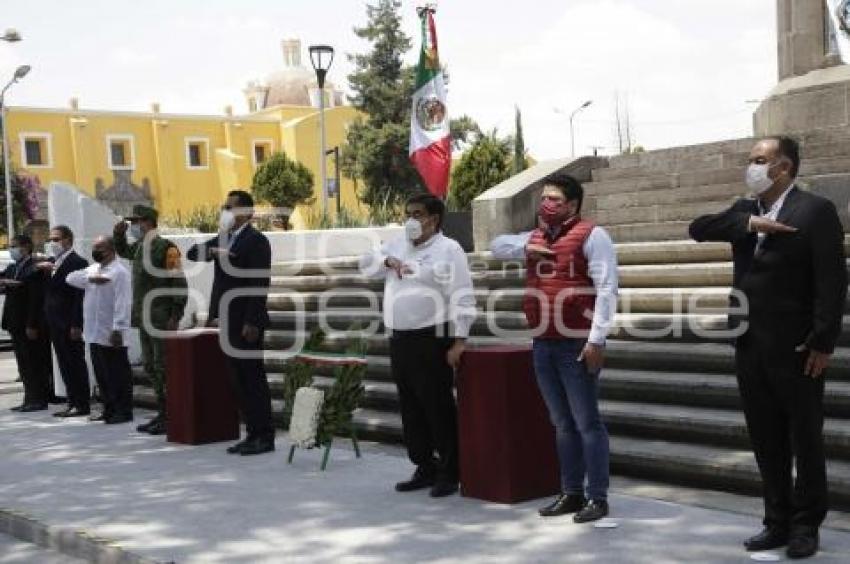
[523,217,596,339]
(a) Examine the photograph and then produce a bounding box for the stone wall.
[471,156,608,251]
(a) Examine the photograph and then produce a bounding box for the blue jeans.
[532,338,610,501]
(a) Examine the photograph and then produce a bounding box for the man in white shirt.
[521,173,618,524]
[66,236,134,424]
[360,193,476,498]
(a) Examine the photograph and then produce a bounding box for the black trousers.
[389,327,458,482]
[226,330,274,440]
[50,325,90,410]
[90,343,132,418]
[735,333,828,532]
[10,330,51,406]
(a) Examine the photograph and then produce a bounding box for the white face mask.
[9,247,22,262]
[219,209,236,233]
[404,218,423,241]
[44,242,63,259]
[745,163,775,195]
[129,223,144,240]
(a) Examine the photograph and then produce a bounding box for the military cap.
[126,205,159,223]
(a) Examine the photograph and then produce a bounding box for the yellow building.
[3,39,364,230]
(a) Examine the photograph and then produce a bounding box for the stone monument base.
[754,64,850,136]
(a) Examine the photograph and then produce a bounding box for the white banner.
[826,0,850,64]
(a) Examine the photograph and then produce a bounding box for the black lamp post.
[308,45,335,215]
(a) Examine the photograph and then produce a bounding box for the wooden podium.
[456,345,560,504]
[165,328,240,445]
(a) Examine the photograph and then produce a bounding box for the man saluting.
[690,136,847,560]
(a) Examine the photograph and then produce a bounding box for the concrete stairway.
[585,129,850,242]
[131,130,850,506]
[130,234,850,508]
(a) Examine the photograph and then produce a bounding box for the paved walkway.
[2,360,850,563]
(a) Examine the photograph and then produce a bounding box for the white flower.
[289,387,325,449]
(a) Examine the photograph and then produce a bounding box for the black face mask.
[91,249,106,263]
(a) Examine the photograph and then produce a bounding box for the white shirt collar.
[230,222,249,241]
[758,183,795,216]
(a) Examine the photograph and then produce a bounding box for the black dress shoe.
[227,439,250,454]
[10,404,24,412]
[104,413,133,424]
[136,414,162,434]
[573,499,609,523]
[53,407,72,417]
[19,403,48,412]
[429,481,459,498]
[539,494,587,517]
[744,526,790,552]
[395,467,436,492]
[786,532,818,559]
[62,407,90,418]
[146,418,167,435]
[239,437,275,456]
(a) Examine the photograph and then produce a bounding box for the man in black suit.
[689,136,847,559]
[187,190,273,456]
[1,234,51,412]
[35,225,90,417]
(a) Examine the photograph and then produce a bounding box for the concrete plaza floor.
[2,357,850,563]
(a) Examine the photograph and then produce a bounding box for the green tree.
[0,155,40,240]
[251,151,314,214]
[341,0,424,208]
[448,130,512,211]
[513,105,528,174]
[450,115,480,150]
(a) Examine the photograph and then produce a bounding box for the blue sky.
[1,0,777,158]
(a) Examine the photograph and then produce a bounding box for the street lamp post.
[308,45,334,215]
[1,65,31,239]
[569,100,593,158]
[326,146,341,215]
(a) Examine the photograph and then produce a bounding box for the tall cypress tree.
[341,0,424,209]
[513,105,528,174]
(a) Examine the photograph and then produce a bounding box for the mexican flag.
[409,6,451,198]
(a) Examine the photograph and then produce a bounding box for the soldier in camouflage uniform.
[114,205,188,435]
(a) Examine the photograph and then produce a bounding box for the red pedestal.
[165,328,240,445]
[456,345,560,504]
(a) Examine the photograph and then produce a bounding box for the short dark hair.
[406,193,446,230]
[227,190,254,209]
[11,234,33,250]
[541,173,584,213]
[765,135,801,178]
[52,225,74,242]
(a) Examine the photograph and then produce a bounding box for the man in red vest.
[523,173,618,523]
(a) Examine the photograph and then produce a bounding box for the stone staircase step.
[608,435,850,509]
[589,155,850,199]
[267,262,736,294]
[265,287,732,315]
[606,221,691,243]
[0,381,24,396]
[604,340,850,381]
[588,182,745,212]
[600,369,850,418]
[619,262,732,287]
[260,332,850,384]
[594,200,730,227]
[600,400,850,459]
